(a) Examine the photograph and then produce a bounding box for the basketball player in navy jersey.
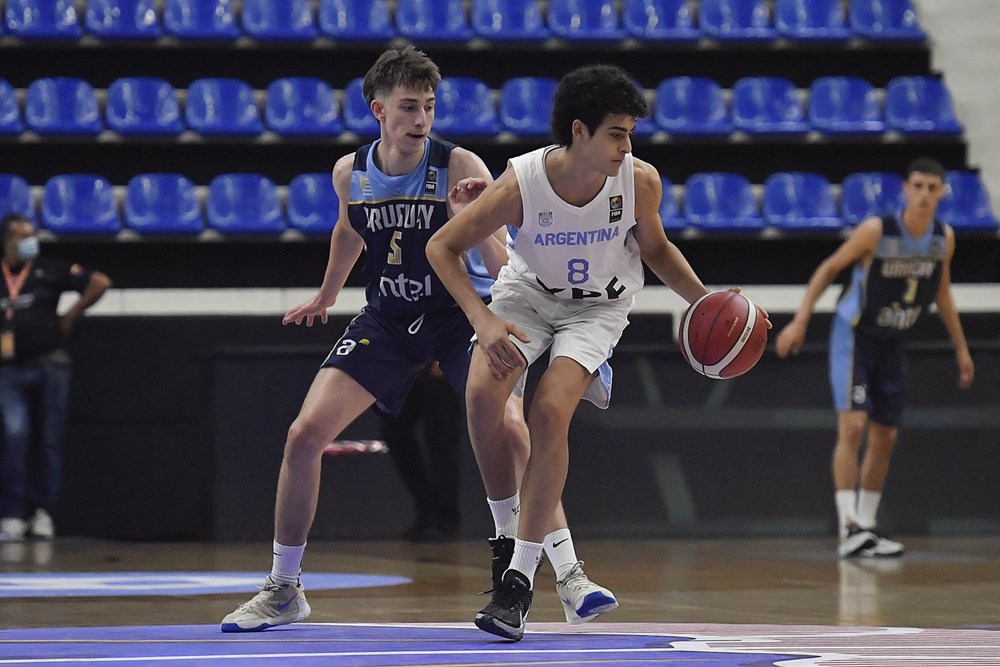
[776,157,974,559]
[220,46,607,633]
[428,65,731,641]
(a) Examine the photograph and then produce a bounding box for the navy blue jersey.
[834,214,947,340]
[347,137,491,319]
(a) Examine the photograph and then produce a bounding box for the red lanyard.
[2,260,32,321]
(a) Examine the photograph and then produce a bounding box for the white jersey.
[499,146,644,301]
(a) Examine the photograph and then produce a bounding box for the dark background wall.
[56,310,999,542]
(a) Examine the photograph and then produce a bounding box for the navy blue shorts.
[829,318,906,426]
[321,306,474,415]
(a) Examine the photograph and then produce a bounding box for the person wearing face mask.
[0,213,112,542]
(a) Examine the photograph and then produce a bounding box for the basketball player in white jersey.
[428,64,728,640]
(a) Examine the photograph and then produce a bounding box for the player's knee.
[285,420,330,459]
[526,395,572,440]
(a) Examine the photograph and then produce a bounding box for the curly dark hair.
[550,64,648,147]
[362,44,441,105]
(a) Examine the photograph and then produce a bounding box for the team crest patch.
[360,175,373,196]
[538,210,553,227]
[424,169,438,195]
[609,195,623,223]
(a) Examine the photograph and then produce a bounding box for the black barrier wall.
[56,313,999,541]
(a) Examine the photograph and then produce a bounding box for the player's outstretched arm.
[284,155,364,327]
[428,167,530,379]
[446,147,509,279]
[775,216,882,357]
[934,225,974,388]
[631,159,708,305]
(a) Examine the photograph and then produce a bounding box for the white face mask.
[15,236,40,262]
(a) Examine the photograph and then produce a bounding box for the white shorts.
[487,275,633,409]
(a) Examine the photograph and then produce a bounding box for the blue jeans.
[0,358,71,519]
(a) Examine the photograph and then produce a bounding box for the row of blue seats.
[664,171,997,232]
[2,0,926,43]
[2,170,994,237]
[0,75,962,138]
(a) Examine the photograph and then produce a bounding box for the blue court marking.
[0,624,808,666]
[0,572,409,598]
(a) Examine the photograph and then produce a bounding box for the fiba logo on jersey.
[538,210,553,227]
[609,195,623,223]
[424,169,438,194]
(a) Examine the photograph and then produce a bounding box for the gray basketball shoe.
[555,561,619,624]
[220,577,311,632]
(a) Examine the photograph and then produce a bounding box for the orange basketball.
[679,291,767,379]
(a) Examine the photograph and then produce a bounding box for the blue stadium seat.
[342,78,380,137]
[288,173,339,234]
[5,0,82,39]
[185,78,264,136]
[435,77,500,138]
[683,173,764,232]
[242,0,316,41]
[163,0,239,39]
[623,0,701,41]
[265,78,341,137]
[105,77,183,136]
[0,79,23,135]
[318,0,394,40]
[937,171,999,231]
[125,173,204,235]
[659,177,685,232]
[654,77,732,136]
[207,174,284,234]
[840,172,903,225]
[885,76,963,135]
[396,0,473,41]
[42,174,121,235]
[732,77,809,135]
[774,0,850,40]
[763,172,842,230]
[808,76,884,135]
[849,0,925,40]
[699,0,777,40]
[499,77,557,137]
[471,0,550,41]
[548,0,625,41]
[0,175,34,221]
[25,78,102,135]
[86,0,161,39]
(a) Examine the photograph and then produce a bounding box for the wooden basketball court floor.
[2,535,999,665]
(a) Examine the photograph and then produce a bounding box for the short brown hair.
[362,45,441,105]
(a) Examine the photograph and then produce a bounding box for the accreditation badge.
[0,329,14,360]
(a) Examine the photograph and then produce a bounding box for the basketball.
[679,291,767,379]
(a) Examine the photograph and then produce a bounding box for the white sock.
[543,528,579,580]
[508,538,544,589]
[270,540,305,584]
[835,489,858,536]
[488,493,520,538]
[856,489,882,529]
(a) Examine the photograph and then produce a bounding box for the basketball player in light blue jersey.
[220,45,607,634]
[776,158,974,559]
[428,65,724,641]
